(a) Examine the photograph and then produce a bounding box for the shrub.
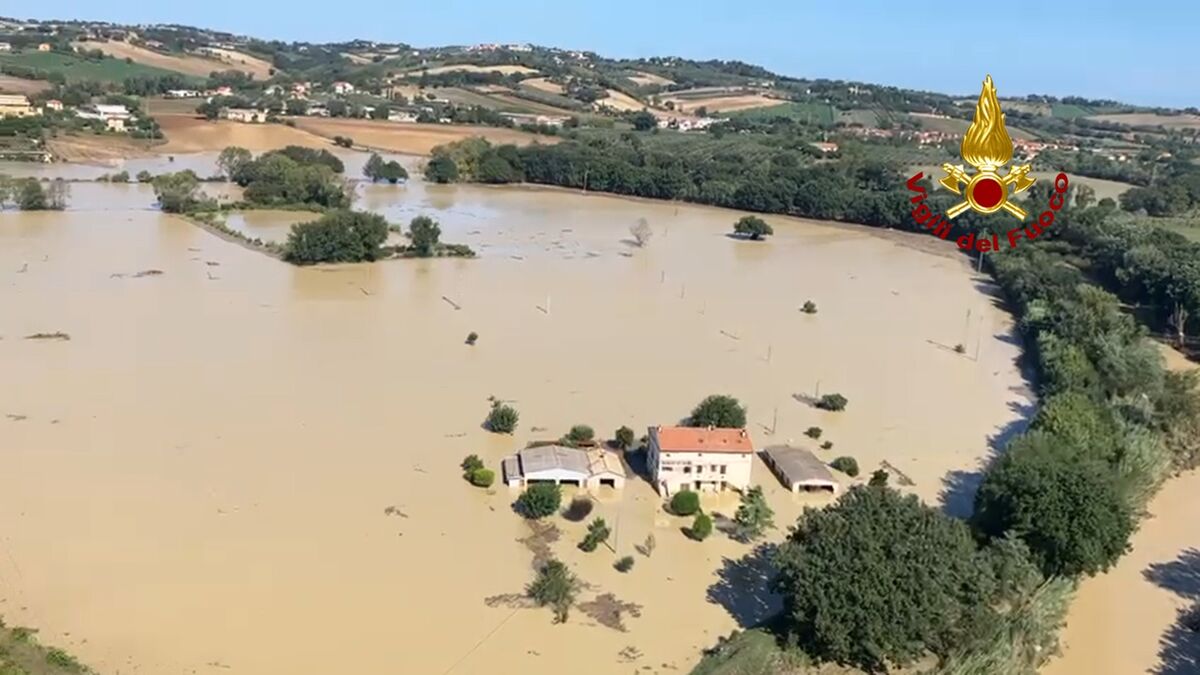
[466,331,479,345]
[135,169,153,182]
[333,135,354,148]
[615,555,635,572]
[954,343,966,354]
[670,490,701,516]
[486,402,519,433]
[630,218,652,247]
[151,170,206,213]
[805,426,823,439]
[690,394,747,428]
[614,425,636,450]
[831,456,859,477]
[364,152,408,183]
[282,210,390,264]
[461,454,484,478]
[470,468,495,487]
[734,486,774,540]
[579,517,611,552]
[733,215,773,240]
[517,483,562,519]
[45,648,81,669]
[425,153,459,183]
[563,495,594,522]
[869,469,889,487]
[801,300,818,314]
[816,393,849,411]
[820,440,833,450]
[689,512,713,541]
[564,424,595,446]
[527,558,579,623]
[408,215,441,257]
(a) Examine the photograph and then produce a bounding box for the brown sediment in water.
[0,171,1032,674]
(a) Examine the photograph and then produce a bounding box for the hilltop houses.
[647,425,754,496]
[75,104,131,131]
[332,81,355,95]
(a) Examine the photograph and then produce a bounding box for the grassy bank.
[0,620,93,675]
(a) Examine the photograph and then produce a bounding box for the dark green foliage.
[615,555,635,573]
[364,153,408,183]
[333,135,354,148]
[689,512,714,541]
[816,393,848,411]
[461,454,484,477]
[234,148,349,209]
[868,469,889,487]
[470,468,495,488]
[527,558,580,623]
[733,215,773,240]
[282,210,389,264]
[408,215,441,257]
[486,402,519,433]
[690,394,747,428]
[801,300,818,314]
[135,169,153,182]
[820,441,833,450]
[216,146,253,179]
[151,170,206,213]
[804,427,822,439]
[614,425,636,450]
[563,495,594,522]
[972,431,1134,577]
[477,153,519,183]
[733,486,774,540]
[424,153,459,183]
[631,110,657,131]
[517,483,562,519]
[670,489,701,516]
[578,517,611,552]
[466,331,479,345]
[830,456,859,477]
[774,486,1002,671]
[564,424,595,446]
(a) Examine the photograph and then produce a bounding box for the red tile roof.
[652,425,753,454]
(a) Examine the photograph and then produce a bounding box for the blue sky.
[15,1,1196,107]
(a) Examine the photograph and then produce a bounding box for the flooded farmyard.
[1,154,1032,674]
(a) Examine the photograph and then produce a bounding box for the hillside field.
[0,51,196,84]
[78,40,256,78]
[729,101,836,124]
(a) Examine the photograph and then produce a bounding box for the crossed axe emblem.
[939,163,1036,220]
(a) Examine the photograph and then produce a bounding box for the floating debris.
[6,414,27,422]
[25,332,70,341]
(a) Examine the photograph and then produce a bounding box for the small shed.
[502,445,590,488]
[762,446,839,494]
[585,449,627,489]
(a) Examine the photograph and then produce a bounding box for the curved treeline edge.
[427,134,1200,673]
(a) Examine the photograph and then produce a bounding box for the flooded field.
[0,158,1033,674]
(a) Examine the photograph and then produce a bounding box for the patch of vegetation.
[516,482,561,519]
[578,517,611,552]
[804,426,822,439]
[282,210,389,264]
[0,176,68,211]
[815,393,848,411]
[562,495,594,522]
[614,555,635,573]
[526,558,580,623]
[485,401,519,433]
[364,153,408,183]
[733,215,773,240]
[869,468,889,487]
[689,512,713,541]
[733,486,774,541]
[465,331,479,345]
[669,489,701,516]
[614,425,635,450]
[561,424,595,447]
[820,440,833,450]
[800,300,817,314]
[689,394,747,428]
[0,50,193,84]
[829,456,859,477]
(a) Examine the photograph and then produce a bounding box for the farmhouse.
[809,141,840,155]
[222,108,267,123]
[647,425,754,496]
[0,94,37,118]
[502,445,627,490]
[500,112,568,127]
[44,99,63,112]
[76,104,131,131]
[332,81,355,95]
[388,109,419,123]
[37,43,51,52]
[165,89,202,99]
[761,446,839,494]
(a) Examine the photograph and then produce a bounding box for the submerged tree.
[733,215,774,240]
[734,486,774,540]
[409,215,441,257]
[689,394,747,428]
[527,558,581,623]
[630,218,653,247]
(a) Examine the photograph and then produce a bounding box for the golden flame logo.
[940,75,1034,220]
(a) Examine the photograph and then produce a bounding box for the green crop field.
[0,51,195,84]
[1050,103,1093,119]
[728,101,835,124]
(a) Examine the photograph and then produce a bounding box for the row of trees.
[0,177,68,211]
[219,145,350,209]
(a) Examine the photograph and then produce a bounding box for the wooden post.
[766,344,772,363]
[660,270,665,284]
[815,380,821,398]
[772,406,778,435]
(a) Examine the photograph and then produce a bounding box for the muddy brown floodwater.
[0,154,1033,674]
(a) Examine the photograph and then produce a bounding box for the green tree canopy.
[689,394,747,428]
[733,215,774,240]
[282,210,389,265]
[425,153,460,184]
[774,486,1001,671]
[972,430,1134,577]
[517,483,562,519]
[409,215,441,257]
